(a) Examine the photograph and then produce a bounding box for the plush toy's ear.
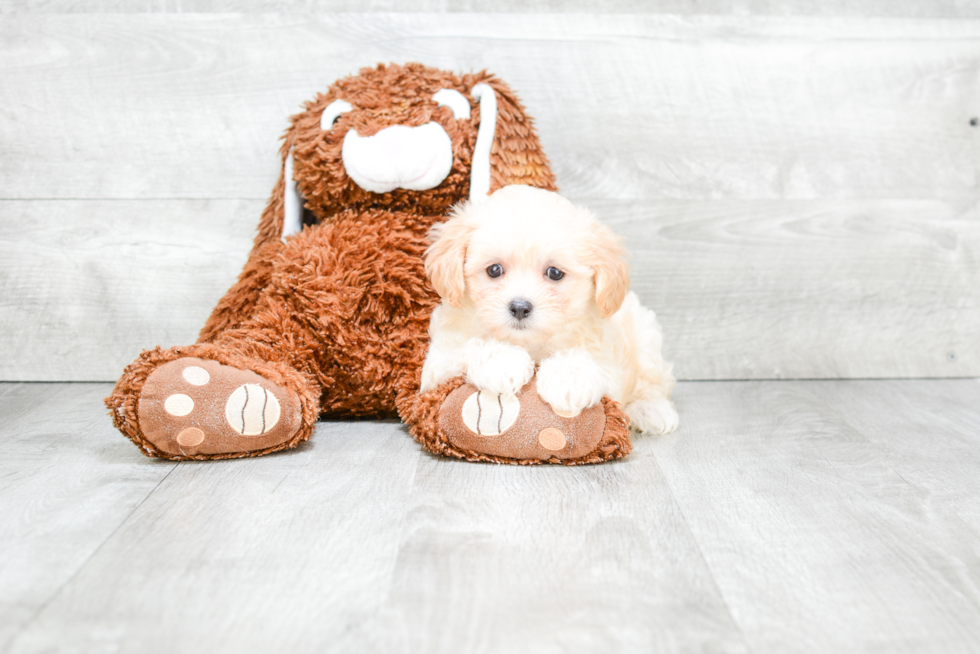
[468,84,496,203]
[590,220,631,319]
[425,213,476,308]
[281,147,304,241]
[465,75,557,202]
[249,130,300,247]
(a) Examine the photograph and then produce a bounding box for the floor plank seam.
[818,387,930,496]
[376,435,426,608]
[646,449,757,653]
[0,462,180,654]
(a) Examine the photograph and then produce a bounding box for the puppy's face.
[426,186,629,351]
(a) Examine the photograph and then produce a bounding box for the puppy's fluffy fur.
[421,185,678,434]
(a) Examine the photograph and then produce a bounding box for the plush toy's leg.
[107,340,320,461]
[397,373,632,465]
[108,209,441,460]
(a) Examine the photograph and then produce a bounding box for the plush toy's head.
[270,63,556,240]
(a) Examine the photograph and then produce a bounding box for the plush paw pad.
[461,390,520,436]
[439,376,606,462]
[182,366,210,386]
[137,358,302,457]
[164,394,194,416]
[225,384,281,435]
[176,427,205,447]
[537,427,567,451]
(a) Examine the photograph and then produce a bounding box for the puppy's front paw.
[536,349,609,417]
[464,339,535,396]
[625,398,679,434]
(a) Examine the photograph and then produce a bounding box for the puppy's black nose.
[509,299,533,320]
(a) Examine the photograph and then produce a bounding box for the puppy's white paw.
[625,398,679,434]
[420,348,466,393]
[536,349,609,417]
[464,338,535,396]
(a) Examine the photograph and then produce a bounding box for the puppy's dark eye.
[546,267,565,281]
[487,264,503,278]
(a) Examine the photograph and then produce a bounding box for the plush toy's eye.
[320,99,352,130]
[433,89,471,120]
[487,264,503,278]
[546,267,565,281]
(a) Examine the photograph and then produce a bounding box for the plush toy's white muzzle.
[342,123,454,194]
[281,85,498,241]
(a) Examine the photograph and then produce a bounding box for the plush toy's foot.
[136,357,304,458]
[107,347,318,460]
[400,376,632,465]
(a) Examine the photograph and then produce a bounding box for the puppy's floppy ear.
[589,220,630,318]
[425,211,476,308]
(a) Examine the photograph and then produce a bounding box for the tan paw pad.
[225,384,281,436]
[176,427,205,447]
[538,427,567,451]
[182,365,210,386]
[439,377,607,462]
[164,394,194,416]
[137,357,303,458]
[461,390,520,436]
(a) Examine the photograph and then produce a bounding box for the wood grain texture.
[0,200,253,381]
[381,453,746,654]
[4,0,980,17]
[816,379,980,526]
[598,198,980,380]
[4,379,980,652]
[4,410,424,654]
[651,378,980,653]
[2,197,975,381]
[1,14,978,202]
[0,383,176,649]
[1,13,978,382]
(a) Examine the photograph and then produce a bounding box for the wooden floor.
[1,379,979,653]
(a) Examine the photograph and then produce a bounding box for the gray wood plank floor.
[2,380,979,653]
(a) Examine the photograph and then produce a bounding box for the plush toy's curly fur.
[398,375,632,466]
[106,62,632,464]
[198,64,555,346]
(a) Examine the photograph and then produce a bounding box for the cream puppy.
[421,185,678,434]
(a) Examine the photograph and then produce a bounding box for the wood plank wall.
[1,4,978,381]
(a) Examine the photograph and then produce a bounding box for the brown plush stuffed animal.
[106,63,632,464]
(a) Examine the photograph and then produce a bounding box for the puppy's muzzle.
[508,299,533,321]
